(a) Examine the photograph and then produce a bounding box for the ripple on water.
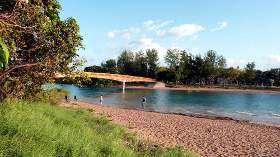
[271,113,280,118]
[236,111,257,116]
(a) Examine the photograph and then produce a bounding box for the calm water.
[46,84,280,125]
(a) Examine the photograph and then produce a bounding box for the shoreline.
[76,100,280,128]
[124,85,280,94]
[65,101,280,157]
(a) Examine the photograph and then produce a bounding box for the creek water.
[46,84,280,125]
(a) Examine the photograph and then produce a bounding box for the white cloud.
[107,20,173,39]
[157,24,204,38]
[107,27,140,39]
[211,21,229,32]
[107,32,115,39]
[227,58,247,68]
[107,21,204,40]
[128,37,167,63]
[143,20,173,31]
[191,35,199,41]
[268,54,280,63]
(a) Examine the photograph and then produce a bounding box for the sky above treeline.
[59,0,280,70]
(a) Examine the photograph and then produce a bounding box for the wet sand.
[66,102,280,157]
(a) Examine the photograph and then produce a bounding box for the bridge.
[55,72,158,92]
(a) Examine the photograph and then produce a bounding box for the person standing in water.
[65,95,68,102]
[100,95,103,104]
[74,96,77,101]
[141,96,146,109]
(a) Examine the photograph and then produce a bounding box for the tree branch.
[0,19,34,31]
[0,63,39,84]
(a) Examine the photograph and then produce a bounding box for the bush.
[34,88,69,105]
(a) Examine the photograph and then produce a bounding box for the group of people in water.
[64,94,147,109]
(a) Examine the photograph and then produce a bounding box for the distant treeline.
[84,49,280,87]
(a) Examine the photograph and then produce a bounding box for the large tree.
[164,49,180,71]
[226,67,241,84]
[176,50,191,84]
[203,50,217,84]
[117,50,134,75]
[134,51,147,76]
[0,0,83,99]
[244,62,256,85]
[145,49,158,78]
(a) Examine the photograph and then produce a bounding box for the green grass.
[0,100,199,157]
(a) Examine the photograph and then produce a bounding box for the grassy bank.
[0,100,199,157]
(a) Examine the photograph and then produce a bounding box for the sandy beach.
[66,101,280,157]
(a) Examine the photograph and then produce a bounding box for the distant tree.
[270,68,280,86]
[101,59,117,73]
[146,49,159,78]
[117,50,134,75]
[244,62,256,85]
[164,49,180,71]
[203,50,218,84]
[226,67,241,84]
[255,70,264,86]
[217,56,227,69]
[192,55,204,85]
[134,51,147,76]
[156,67,175,83]
[262,68,280,86]
[84,65,104,73]
[216,55,227,85]
[176,50,191,84]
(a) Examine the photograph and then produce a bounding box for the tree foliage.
[0,0,83,99]
[101,59,117,74]
[84,48,279,88]
[146,49,159,77]
[164,49,180,71]
[117,50,135,75]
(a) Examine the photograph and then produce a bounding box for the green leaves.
[0,0,83,99]
[0,38,9,70]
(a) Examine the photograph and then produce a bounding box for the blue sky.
[59,0,280,70]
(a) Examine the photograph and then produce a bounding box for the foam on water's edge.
[271,113,280,118]
[236,111,257,116]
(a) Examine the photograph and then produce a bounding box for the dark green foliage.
[84,49,159,79]
[117,50,136,75]
[101,59,117,74]
[84,65,105,73]
[156,67,175,82]
[161,49,279,87]
[146,49,159,78]
[116,49,159,77]
[134,51,148,76]
[82,48,279,88]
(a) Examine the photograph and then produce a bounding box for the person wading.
[74,96,77,101]
[141,96,146,110]
[65,95,68,102]
[100,95,103,104]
